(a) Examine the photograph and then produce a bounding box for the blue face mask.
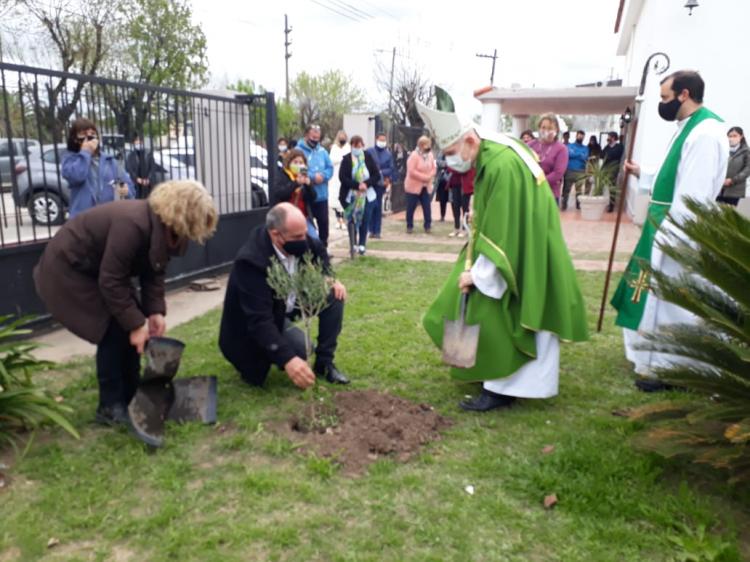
[352,148,363,157]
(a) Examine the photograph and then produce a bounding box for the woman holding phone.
[62,118,134,218]
[271,148,319,239]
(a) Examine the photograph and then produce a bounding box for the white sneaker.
[358,245,366,255]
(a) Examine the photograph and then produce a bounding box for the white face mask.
[539,130,556,142]
[729,141,740,148]
[278,144,287,153]
[445,150,471,173]
[376,140,387,149]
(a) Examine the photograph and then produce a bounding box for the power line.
[309,0,363,23]
[327,0,375,20]
[359,0,399,20]
[476,49,499,85]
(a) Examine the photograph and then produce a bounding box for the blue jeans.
[406,188,432,231]
[369,185,385,235]
[355,198,377,247]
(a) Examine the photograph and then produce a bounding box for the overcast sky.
[193,0,624,118]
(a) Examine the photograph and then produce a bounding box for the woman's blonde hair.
[148,180,218,244]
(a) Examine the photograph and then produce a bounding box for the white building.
[616,0,750,220]
[476,1,747,222]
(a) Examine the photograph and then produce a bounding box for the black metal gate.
[0,62,276,320]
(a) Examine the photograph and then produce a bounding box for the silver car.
[13,143,71,226]
[1,138,42,192]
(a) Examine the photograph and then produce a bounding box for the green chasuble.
[611,106,722,330]
[422,139,589,382]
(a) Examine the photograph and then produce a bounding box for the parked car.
[13,143,71,226]
[1,138,41,192]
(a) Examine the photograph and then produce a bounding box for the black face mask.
[658,98,682,122]
[307,139,319,148]
[282,239,309,257]
[575,138,584,144]
[339,139,346,146]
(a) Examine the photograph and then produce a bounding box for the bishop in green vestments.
[417,97,588,411]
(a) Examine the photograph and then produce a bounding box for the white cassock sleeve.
[657,122,728,247]
[470,254,507,299]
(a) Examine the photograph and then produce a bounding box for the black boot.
[95,403,132,426]
[314,363,350,385]
[459,389,515,412]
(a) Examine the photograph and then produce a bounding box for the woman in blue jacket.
[62,118,135,218]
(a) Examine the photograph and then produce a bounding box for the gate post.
[265,92,278,203]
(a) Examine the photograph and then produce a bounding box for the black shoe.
[634,378,683,393]
[459,389,515,412]
[607,203,615,213]
[95,403,131,426]
[314,363,350,385]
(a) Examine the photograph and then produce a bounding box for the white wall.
[620,0,750,221]
[343,114,376,147]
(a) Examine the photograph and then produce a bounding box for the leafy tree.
[277,100,299,143]
[628,200,750,484]
[104,0,209,140]
[291,70,367,140]
[10,0,123,141]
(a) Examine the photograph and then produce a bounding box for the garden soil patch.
[279,389,452,475]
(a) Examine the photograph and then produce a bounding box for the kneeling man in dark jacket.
[219,202,349,388]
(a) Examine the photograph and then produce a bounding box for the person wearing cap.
[418,90,588,412]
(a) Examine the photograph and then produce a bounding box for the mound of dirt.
[280,389,452,475]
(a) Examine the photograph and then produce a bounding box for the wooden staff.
[596,52,670,332]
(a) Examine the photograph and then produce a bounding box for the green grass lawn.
[1,259,748,561]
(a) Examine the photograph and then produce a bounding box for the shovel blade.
[167,376,218,424]
[128,378,175,448]
[442,318,480,369]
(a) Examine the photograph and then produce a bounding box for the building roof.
[475,86,637,116]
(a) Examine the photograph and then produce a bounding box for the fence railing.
[0,62,276,248]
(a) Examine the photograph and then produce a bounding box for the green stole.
[611,106,722,329]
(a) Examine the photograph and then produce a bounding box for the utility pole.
[284,14,292,103]
[476,48,498,86]
[387,46,396,144]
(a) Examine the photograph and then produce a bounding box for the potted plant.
[576,160,618,221]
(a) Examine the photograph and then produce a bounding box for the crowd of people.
[29,69,750,440]
[520,111,747,212]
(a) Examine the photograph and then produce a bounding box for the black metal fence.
[0,62,276,320]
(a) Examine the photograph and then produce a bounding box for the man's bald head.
[266,202,306,233]
[266,203,308,254]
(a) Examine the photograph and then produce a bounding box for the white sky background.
[193,0,624,120]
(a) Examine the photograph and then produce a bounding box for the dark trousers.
[717,195,740,207]
[311,200,329,246]
[562,170,583,209]
[406,188,432,231]
[238,293,344,387]
[369,185,385,235]
[450,186,465,229]
[358,198,377,247]
[437,185,450,220]
[96,320,140,408]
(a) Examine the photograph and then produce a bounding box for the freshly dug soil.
[280,389,452,475]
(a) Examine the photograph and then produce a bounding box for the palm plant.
[0,316,79,450]
[628,199,750,484]
[575,159,619,197]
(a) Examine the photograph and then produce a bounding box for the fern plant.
[628,199,750,484]
[0,316,79,450]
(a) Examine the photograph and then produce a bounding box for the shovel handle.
[459,292,469,322]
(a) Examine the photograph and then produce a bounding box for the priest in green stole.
[611,70,728,392]
[418,93,588,412]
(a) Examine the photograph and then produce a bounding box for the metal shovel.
[442,292,480,369]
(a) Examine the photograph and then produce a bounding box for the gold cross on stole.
[629,270,649,304]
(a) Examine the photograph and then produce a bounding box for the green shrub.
[0,316,79,450]
[629,200,750,484]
